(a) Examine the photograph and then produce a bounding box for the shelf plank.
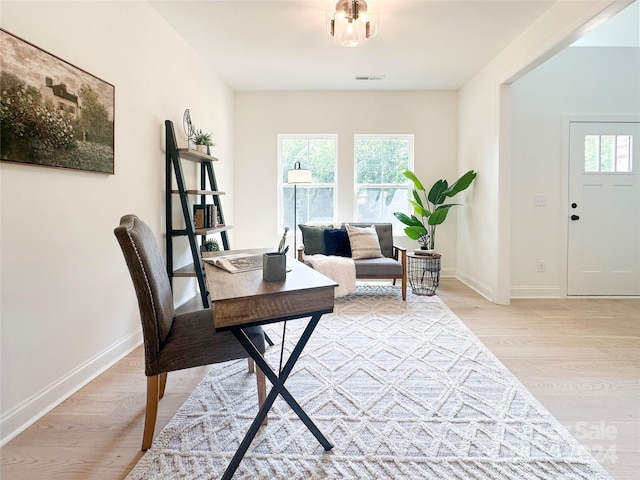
[177,148,219,163]
[171,190,225,196]
[173,264,198,277]
[170,225,232,237]
[194,224,232,236]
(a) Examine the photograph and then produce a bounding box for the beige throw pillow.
[346,224,382,260]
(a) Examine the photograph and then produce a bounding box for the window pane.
[280,134,337,231]
[355,137,410,184]
[355,138,383,183]
[281,138,310,183]
[616,135,632,172]
[308,139,335,183]
[381,139,410,184]
[355,135,413,225]
[584,135,599,172]
[600,135,615,172]
[584,134,633,173]
[355,187,408,230]
[283,186,334,229]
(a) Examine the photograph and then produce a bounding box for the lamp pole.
[287,161,312,258]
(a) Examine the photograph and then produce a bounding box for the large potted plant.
[394,169,477,251]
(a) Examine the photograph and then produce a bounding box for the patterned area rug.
[127,286,611,479]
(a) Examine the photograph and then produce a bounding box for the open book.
[203,253,263,273]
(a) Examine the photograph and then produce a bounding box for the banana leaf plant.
[394,169,477,250]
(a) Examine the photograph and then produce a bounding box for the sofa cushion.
[354,257,403,277]
[343,223,394,258]
[298,225,326,255]
[323,228,351,257]
[346,224,383,260]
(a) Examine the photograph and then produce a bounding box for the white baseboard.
[510,285,563,298]
[455,270,494,301]
[0,329,143,447]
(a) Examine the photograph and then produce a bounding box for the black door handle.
[571,215,580,221]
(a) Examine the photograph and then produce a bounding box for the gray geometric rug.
[126,286,612,479]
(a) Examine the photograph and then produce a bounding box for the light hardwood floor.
[2,279,638,479]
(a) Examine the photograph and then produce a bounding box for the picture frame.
[0,29,115,174]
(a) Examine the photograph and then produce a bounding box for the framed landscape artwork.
[0,29,115,174]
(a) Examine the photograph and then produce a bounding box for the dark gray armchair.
[114,214,266,450]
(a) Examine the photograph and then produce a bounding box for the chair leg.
[159,372,168,399]
[142,375,160,451]
[247,358,255,373]
[256,366,268,426]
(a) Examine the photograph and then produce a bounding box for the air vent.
[354,75,385,81]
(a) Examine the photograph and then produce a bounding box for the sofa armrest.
[393,245,408,301]
[393,244,407,262]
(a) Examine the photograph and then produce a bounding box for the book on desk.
[203,253,263,273]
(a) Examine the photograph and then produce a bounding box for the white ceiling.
[151,0,555,91]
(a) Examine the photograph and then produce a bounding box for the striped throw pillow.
[345,224,382,260]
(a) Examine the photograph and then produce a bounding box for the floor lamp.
[287,161,312,258]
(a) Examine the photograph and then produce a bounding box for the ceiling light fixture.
[327,0,379,47]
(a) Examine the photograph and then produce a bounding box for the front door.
[568,121,640,295]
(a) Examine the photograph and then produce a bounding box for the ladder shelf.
[165,119,231,308]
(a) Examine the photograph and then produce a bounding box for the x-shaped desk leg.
[222,313,333,480]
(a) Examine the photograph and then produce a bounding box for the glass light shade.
[288,167,312,184]
[327,0,379,47]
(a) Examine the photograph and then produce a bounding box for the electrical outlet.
[535,194,547,206]
[537,261,546,273]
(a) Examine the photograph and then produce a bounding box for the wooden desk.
[204,248,337,330]
[203,249,337,480]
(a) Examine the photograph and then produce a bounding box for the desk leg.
[222,314,333,480]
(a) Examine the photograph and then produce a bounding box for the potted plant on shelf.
[191,129,215,154]
[201,239,220,253]
[394,169,477,252]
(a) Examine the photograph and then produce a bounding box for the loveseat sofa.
[297,222,407,301]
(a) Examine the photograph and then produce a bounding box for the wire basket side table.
[407,252,441,296]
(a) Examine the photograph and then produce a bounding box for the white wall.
[233,91,459,273]
[457,0,623,304]
[0,1,234,444]
[510,46,640,297]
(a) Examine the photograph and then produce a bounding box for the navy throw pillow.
[323,228,351,257]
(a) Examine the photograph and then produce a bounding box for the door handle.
[571,215,580,221]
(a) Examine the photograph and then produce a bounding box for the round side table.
[407,252,441,296]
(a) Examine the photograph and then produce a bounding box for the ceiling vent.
[354,75,385,81]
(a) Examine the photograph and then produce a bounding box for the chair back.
[114,214,175,375]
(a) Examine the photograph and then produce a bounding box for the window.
[279,135,337,230]
[354,135,413,228]
[584,134,633,172]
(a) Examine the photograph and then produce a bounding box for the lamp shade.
[288,162,312,184]
[327,0,379,47]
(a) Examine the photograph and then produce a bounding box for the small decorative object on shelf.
[183,108,216,153]
[202,239,220,252]
[191,129,215,153]
[183,109,195,148]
